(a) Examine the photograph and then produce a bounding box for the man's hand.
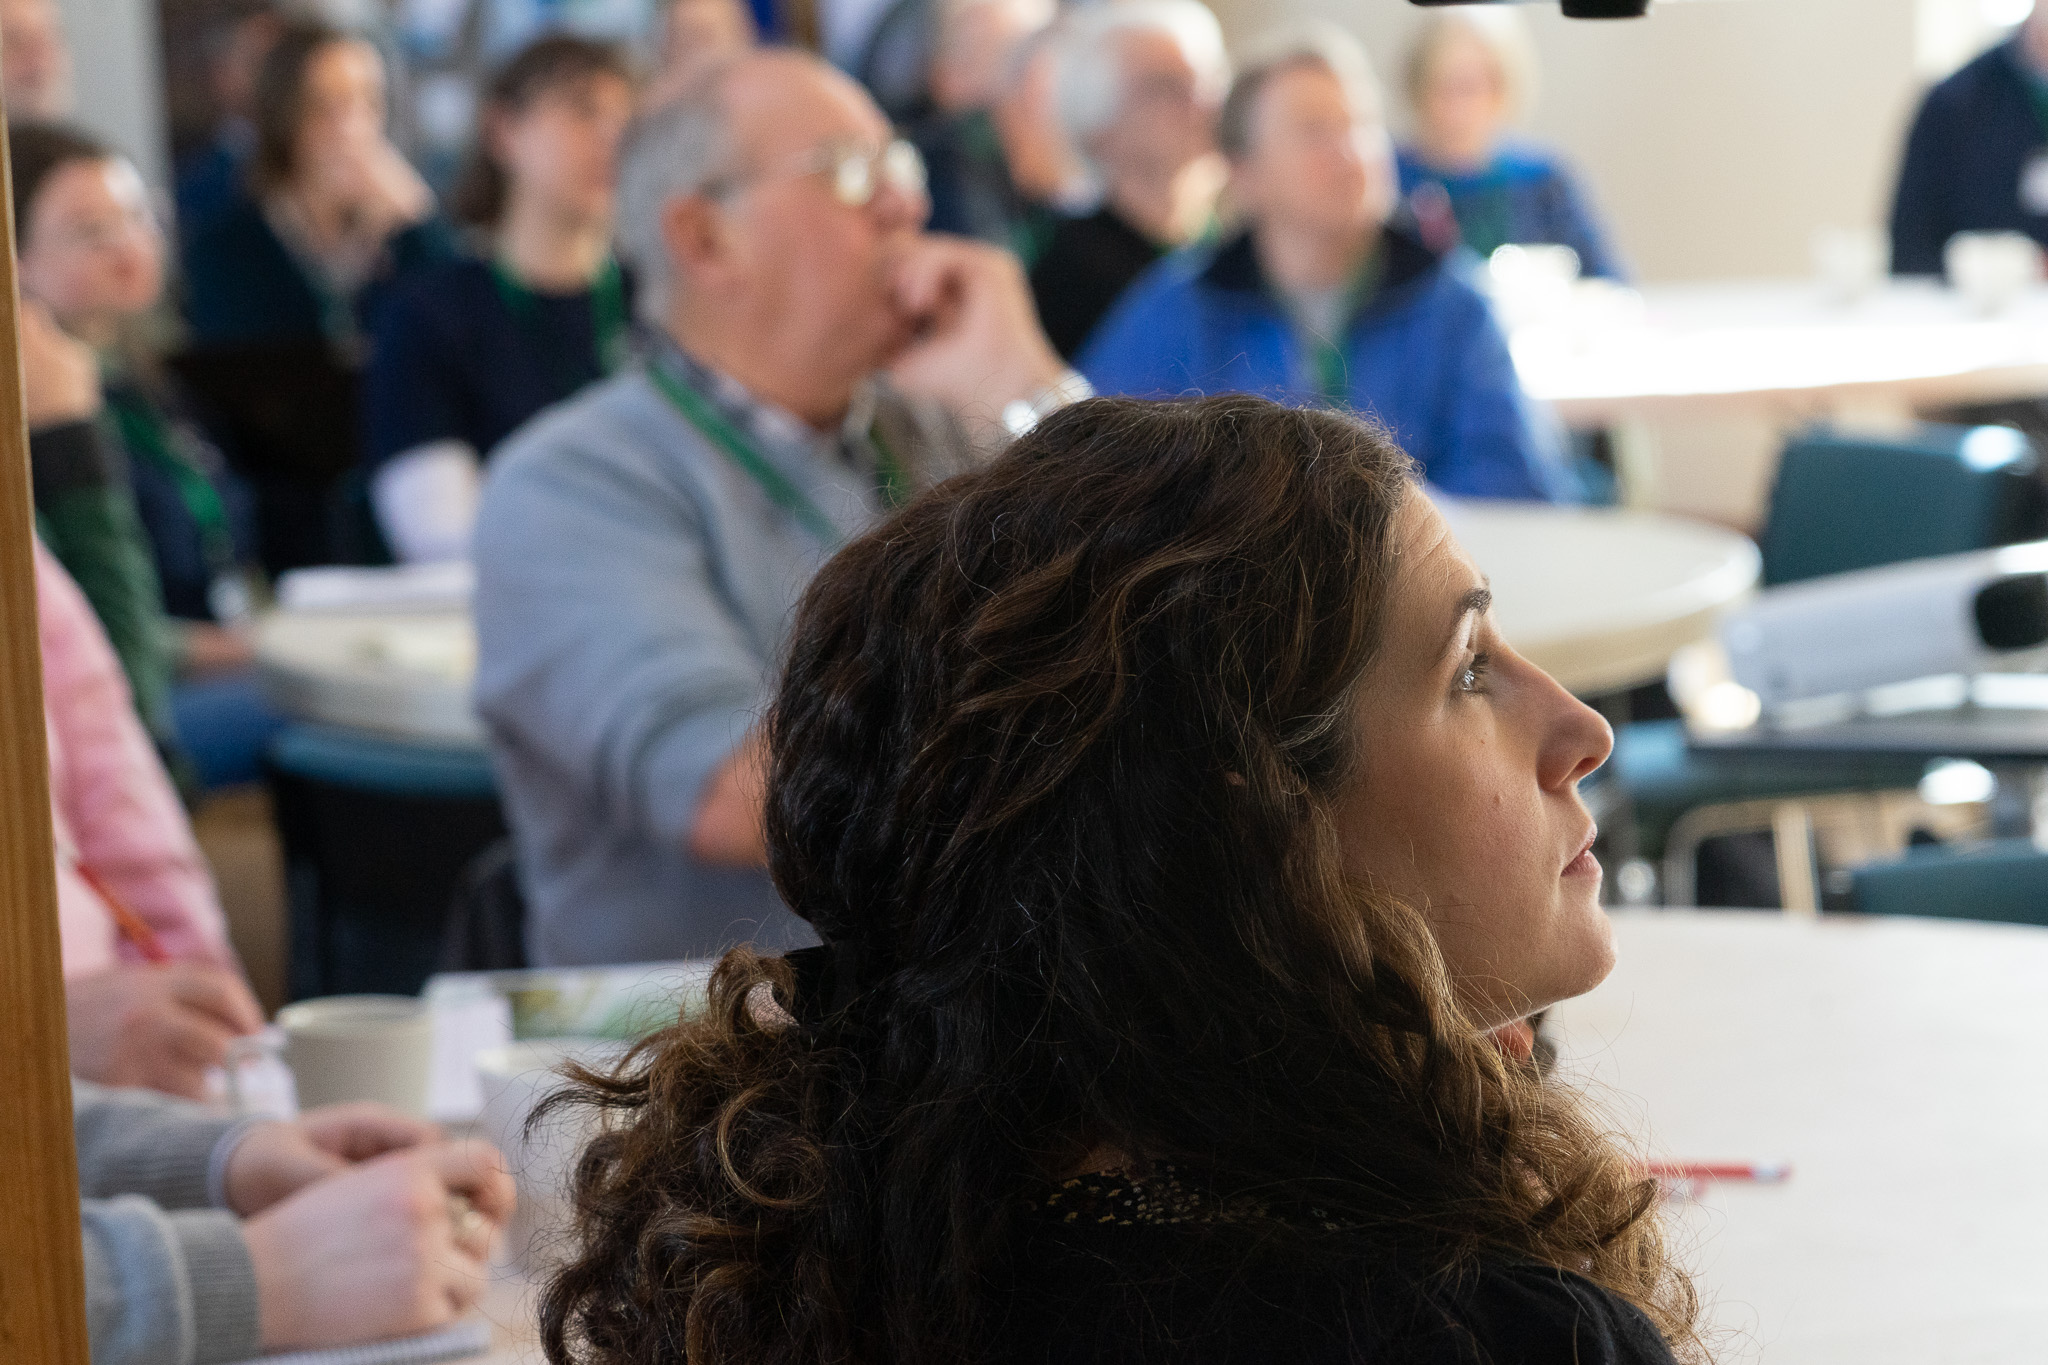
[19,300,102,429]
[243,1140,515,1352]
[686,729,769,867]
[886,235,1068,438]
[65,962,265,1100]
[224,1104,443,1217]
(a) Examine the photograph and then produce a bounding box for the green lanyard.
[1307,248,1389,406]
[647,361,908,548]
[490,256,631,381]
[105,389,237,574]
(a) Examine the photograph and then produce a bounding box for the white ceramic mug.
[277,995,434,1116]
[475,1038,624,1272]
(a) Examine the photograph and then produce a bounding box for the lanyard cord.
[647,361,909,548]
[105,390,237,572]
[490,255,632,382]
[1305,247,1389,406]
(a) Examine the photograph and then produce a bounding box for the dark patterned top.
[1002,1166,1682,1365]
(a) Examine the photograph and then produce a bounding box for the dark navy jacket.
[1396,141,1626,281]
[1891,39,2048,275]
[1077,225,1567,501]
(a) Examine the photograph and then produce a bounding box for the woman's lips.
[1563,828,1600,878]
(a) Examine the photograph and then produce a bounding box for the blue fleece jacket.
[1078,226,1567,501]
[1891,39,2048,276]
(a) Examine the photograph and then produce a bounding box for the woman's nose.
[1536,670,1614,792]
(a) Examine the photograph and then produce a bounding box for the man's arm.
[81,1196,261,1365]
[473,429,775,862]
[72,1080,250,1209]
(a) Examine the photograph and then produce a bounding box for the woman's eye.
[1457,652,1491,694]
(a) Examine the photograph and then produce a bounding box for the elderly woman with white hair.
[1395,9,1624,280]
[1027,0,1228,359]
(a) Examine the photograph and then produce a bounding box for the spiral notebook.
[230,1319,494,1365]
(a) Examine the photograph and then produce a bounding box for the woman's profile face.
[20,157,165,328]
[1334,491,1615,1029]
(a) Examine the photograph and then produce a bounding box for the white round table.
[253,505,1756,743]
[474,910,2048,1363]
[1516,278,2048,427]
[256,607,483,746]
[1441,499,1758,695]
[1549,909,2048,1364]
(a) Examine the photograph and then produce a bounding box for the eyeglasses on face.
[707,137,928,209]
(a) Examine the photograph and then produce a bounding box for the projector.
[1719,543,2048,712]
[1408,0,1651,17]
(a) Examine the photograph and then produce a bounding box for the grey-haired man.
[474,47,1085,966]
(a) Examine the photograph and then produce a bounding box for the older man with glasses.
[472,48,1085,967]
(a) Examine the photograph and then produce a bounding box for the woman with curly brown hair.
[540,394,1702,1365]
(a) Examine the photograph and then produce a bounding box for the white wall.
[53,0,169,188]
[1207,0,1930,284]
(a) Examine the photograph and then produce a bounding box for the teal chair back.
[1848,839,2048,927]
[1761,424,2043,586]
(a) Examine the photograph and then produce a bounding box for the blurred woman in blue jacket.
[1393,10,1623,282]
[1081,25,1569,502]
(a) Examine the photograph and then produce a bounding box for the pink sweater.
[37,541,232,978]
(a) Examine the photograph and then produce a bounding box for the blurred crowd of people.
[4,1,1637,1347]
[84,0,2048,1356]
[27,0,2048,1355]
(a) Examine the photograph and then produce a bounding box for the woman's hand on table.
[243,1137,516,1351]
[223,1103,442,1216]
[64,962,265,1100]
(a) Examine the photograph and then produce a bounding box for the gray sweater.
[74,1082,263,1365]
[474,340,976,966]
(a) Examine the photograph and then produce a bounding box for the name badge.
[2021,150,2048,216]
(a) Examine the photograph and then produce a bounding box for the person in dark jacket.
[1891,12,2048,276]
[12,121,280,790]
[1395,8,1624,280]
[1028,0,1229,360]
[1081,26,1568,502]
[179,18,453,572]
[364,35,635,564]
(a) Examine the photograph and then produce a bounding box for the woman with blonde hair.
[1398,9,1625,279]
[538,395,1699,1364]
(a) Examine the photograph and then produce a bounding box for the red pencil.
[72,860,171,964]
[1642,1161,1792,1184]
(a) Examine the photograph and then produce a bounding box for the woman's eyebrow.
[1438,586,1493,662]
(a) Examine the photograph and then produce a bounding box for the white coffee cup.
[277,995,434,1116]
[475,1038,625,1271]
[1945,231,2042,314]
[1812,225,1885,306]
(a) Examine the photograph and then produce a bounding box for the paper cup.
[277,995,434,1116]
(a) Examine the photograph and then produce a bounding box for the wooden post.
[0,80,93,1365]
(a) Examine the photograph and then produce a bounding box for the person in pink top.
[38,537,264,1098]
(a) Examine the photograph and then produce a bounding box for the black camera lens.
[1408,0,1651,15]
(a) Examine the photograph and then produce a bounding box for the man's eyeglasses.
[708,138,928,209]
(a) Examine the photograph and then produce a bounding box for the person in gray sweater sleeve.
[473,48,1087,966]
[73,1081,514,1365]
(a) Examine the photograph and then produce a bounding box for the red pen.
[72,859,171,964]
[1642,1161,1792,1184]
